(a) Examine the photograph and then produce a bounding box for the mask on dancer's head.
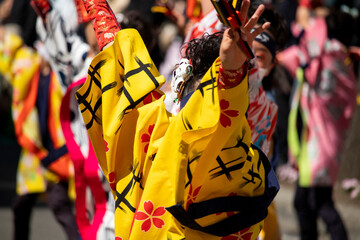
[171,58,193,103]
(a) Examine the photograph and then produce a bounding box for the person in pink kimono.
[278,2,357,239]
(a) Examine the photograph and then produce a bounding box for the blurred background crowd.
[0,0,360,240]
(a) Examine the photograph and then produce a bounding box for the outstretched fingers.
[250,21,271,39]
[239,0,250,23]
[242,3,270,45]
[244,4,265,32]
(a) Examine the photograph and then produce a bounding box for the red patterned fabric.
[75,0,90,23]
[184,9,224,44]
[134,201,166,232]
[247,67,278,156]
[218,62,248,89]
[82,0,121,50]
[30,0,51,20]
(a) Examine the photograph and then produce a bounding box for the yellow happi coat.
[77,29,275,239]
[0,32,73,195]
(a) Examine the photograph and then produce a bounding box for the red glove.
[82,0,121,50]
[30,0,51,21]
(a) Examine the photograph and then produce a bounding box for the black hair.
[234,0,261,17]
[180,31,223,98]
[178,0,261,98]
[258,7,289,51]
[326,8,356,47]
[120,10,165,67]
[120,10,156,52]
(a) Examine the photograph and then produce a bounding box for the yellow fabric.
[78,28,268,239]
[16,148,46,194]
[259,202,281,240]
[0,34,46,195]
[0,32,23,81]
[0,32,73,195]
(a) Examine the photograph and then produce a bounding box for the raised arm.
[31,0,90,88]
[220,0,269,71]
[217,0,269,90]
[82,0,121,50]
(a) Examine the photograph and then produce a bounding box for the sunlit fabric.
[77,29,278,240]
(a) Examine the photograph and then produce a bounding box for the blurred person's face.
[253,40,274,79]
[253,41,273,69]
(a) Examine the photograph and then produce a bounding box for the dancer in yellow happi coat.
[0,25,79,240]
[77,0,279,239]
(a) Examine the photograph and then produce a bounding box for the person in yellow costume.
[77,0,279,239]
[0,24,79,240]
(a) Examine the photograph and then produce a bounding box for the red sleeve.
[30,0,51,21]
[82,0,121,50]
[74,0,90,23]
[218,61,248,89]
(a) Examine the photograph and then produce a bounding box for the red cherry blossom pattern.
[104,139,109,152]
[143,91,162,105]
[141,124,155,153]
[221,227,253,240]
[108,171,116,191]
[108,172,115,182]
[186,185,202,210]
[219,99,239,128]
[134,200,166,232]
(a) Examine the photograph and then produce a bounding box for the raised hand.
[82,0,121,50]
[238,0,270,46]
[220,0,270,70]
